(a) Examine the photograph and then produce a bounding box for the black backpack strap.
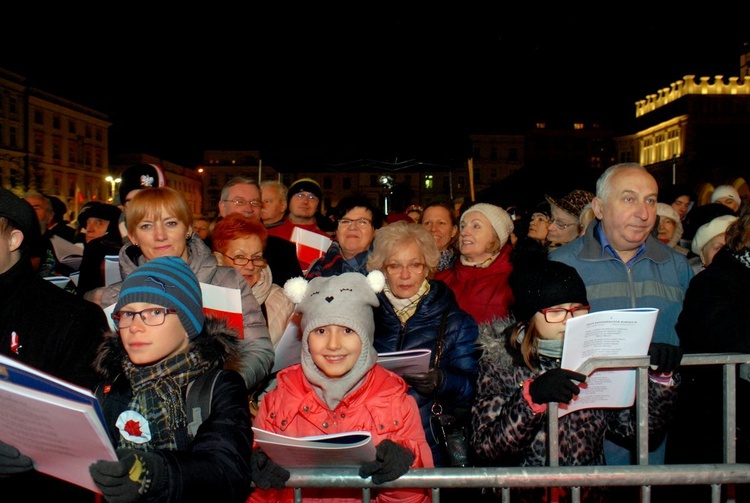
[186,368,222,437]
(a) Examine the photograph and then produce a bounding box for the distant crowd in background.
[1,161,749,502]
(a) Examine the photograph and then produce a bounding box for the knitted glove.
[403,369,444,395]
[359,439,415,484]
[0,440,33,475]
[648,342,683,373]
[250,448,290,490]
[89,449,165,503]
[529,368,586,405]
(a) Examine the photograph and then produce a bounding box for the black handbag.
[430,312,472,467]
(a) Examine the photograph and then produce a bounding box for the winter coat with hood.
[471,317,680,502]
[372,279,479,466]
[250,363,432,503]
[94,316,254,503]
[95,236,274,392]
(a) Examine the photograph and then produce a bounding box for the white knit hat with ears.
[283,271,386,409]
[461,203,514,248]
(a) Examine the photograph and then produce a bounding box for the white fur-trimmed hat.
[691,214,738,255]
[461,203,514,248]
[711,185,741,206]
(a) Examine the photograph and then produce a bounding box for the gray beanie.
[284,271,385,409]
[114,256,205,339]
[461,203,514,248]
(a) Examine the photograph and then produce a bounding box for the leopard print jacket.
[470,318,680,501]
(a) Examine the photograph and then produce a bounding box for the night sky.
[1,7,747,169]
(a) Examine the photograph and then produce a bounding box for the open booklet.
[0,354,117,493]
[252,427,375,467]
[558,308,658,417]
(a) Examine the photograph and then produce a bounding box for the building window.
[536,122,546,129]
[34,134,44,155]
[34,110,44,124]
[9,98,18,114]
[53,139,62,160]
[68,121,76,134]
[404,175,412,186]
[509,148,519,161]
[573,123,584,130]
[9,127,18,148]
[53,116,61,130]
[370,175,378,187]
[323,177,332,189]
[343,177,351,189]
[457,176,465,190]
[472,147,481,159]
[490,147,497,160]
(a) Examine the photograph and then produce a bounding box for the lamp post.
[105,176,121,203]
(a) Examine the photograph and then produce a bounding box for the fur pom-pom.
[284,276,309,303]
[366,270,386,293]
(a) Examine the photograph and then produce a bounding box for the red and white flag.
[291,227,332,274]
[200,282,244,338]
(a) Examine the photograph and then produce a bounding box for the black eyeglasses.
[222,253,267,267]
[292,192,318,201]
[222,198,262,208]
[540,305,591,323]
[338,218,372,228]
[112,308,178,328]
[549,218,577,229]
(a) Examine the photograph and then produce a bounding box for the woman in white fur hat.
[435,202,515,325]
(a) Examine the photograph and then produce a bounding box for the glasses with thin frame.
[222,253,267,267]
[292,192,318,201]
[112,308,178,328]
[222,198,262,208]
[385,263,425,275]
[540,305,591,323]
[338,218,372,228]
[548,218,577,229]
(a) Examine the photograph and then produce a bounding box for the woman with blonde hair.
[85,186,274,392]
[367,221,479,467]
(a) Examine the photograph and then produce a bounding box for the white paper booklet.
[559,308,658,417]
[252,427,375,468]
[377,349,431,375]
[0,354,117,492]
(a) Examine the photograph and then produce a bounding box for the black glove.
[403,369,444,395]
[250,448,290,490]
[0,440,33,475]
[89,449,165,503]
[359,439,415,484]
[648,342,683,374]
[529,368,586,405]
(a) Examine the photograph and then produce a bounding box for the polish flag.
[200,282,244,338]
[291,227,332,274]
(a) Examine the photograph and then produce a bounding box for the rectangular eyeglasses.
[112,308,178,328]
[540,305,591,323]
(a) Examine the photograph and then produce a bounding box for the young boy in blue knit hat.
[86,256,254,503]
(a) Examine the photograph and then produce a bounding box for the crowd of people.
[0,161,748,502]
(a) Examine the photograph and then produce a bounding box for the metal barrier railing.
[278,353,750,503]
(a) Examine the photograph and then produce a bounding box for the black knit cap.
[77,201,122,229]
[287,178,322,202]
[508,255,588,322]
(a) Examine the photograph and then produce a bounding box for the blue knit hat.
[114,256,205,338]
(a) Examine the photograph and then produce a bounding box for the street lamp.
[105,176,121,203]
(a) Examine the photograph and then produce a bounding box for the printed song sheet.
[559,308,658,417]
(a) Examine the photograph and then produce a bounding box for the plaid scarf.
[121,351,210,451]
[384,279,431,325]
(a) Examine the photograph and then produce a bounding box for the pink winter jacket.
[248,364,433,503]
